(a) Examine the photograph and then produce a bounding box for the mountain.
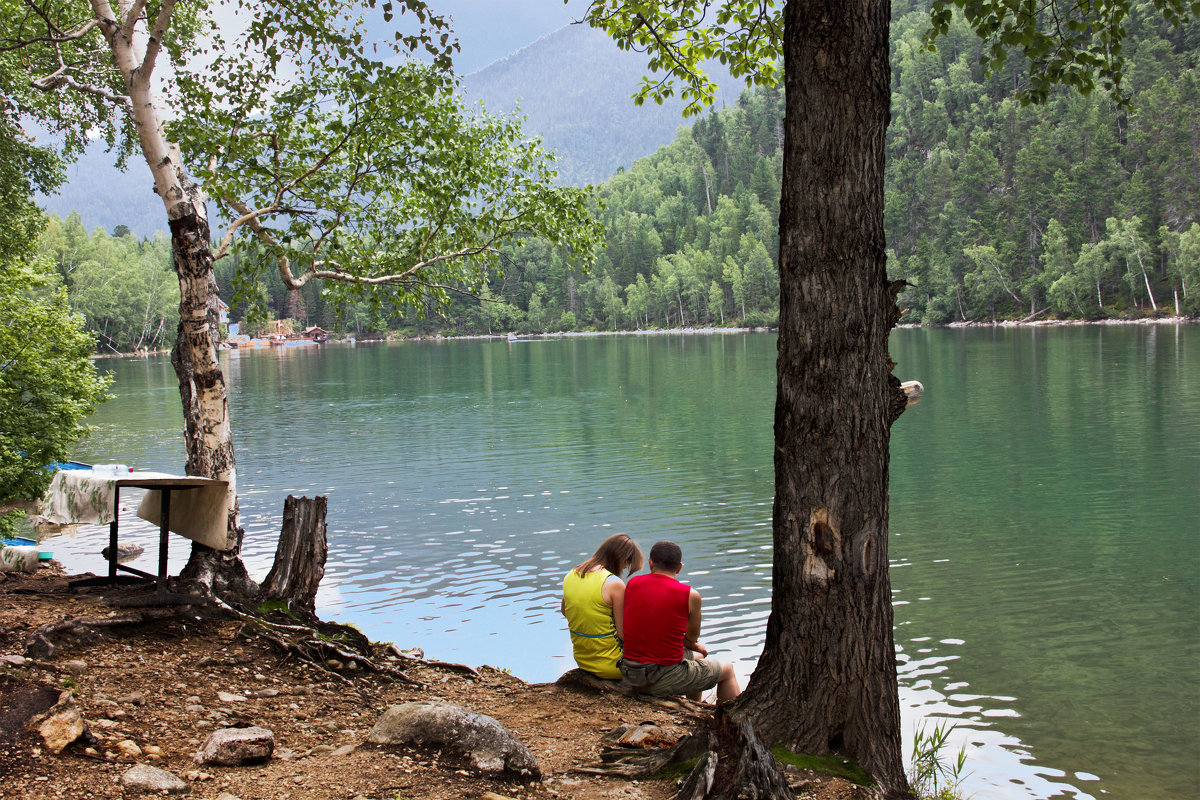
[462,24,740,187]
[36,23,744,238]
[36,145,168,238]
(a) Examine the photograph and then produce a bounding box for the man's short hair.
[649,541,682,571]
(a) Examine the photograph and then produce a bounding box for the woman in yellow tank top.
[561,533,644,680]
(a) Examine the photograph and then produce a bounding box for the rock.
[101,542,145,563]
[183,770,214,781]
[367,702,539,777]
[195,726,275,766]
[216,691,246,704]
[119,691,146,706]
[216,793,242,800]
[120,764,189,794]
[116,739,143,759]
[310,744,334,755]
[0,654,27,666]
[331,743,356,757]
[62,660,88,675]
[144,744,164,756]
[251,688,279,698]
[34,694,85,754]
[617,723,678,748]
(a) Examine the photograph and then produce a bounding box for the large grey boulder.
[195,726,275,766]
[120,764,189,794]
[367,702,539,777]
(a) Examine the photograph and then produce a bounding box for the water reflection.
[58,328,1199,800]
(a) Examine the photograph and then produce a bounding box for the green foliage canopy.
[2,0,600,321]
[0,120,109,510]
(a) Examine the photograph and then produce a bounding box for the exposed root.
[388,644,480,678]
[675,708,792,800]
[212,601,425,687]
[24,608,187,660]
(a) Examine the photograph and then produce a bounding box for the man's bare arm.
[685,589,708,657]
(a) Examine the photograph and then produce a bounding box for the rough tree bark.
[167,170,255,601]
[261,495,329,614]
[723,1,910,796]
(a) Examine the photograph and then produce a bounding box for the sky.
[374,0,592,74]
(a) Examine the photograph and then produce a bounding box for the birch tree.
[3,0,598,597]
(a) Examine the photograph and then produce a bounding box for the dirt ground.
[0,564,868,800]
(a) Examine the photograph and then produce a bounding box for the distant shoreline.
[90,315,1197,359]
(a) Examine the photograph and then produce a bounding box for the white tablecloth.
[41,469,234,551]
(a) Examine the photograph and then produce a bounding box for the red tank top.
[622,573,691,664]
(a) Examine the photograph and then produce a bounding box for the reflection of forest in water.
[68,327,1200,800]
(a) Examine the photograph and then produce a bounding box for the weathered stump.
[676,708,791,800]
[261,495,327,613]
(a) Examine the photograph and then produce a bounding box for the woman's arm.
[602,575,627,640]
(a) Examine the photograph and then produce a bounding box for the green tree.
[0,121,109,527]
[1104,217,1159,311]
[4,0,598,596]
[578,0,1199,796]
[1161,222,1200,314]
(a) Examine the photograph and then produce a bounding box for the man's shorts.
[619,651,722,697]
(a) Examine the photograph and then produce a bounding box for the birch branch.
[139,0,176,80]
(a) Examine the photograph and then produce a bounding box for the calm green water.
[63,326,1199,800]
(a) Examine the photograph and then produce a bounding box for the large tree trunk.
[727,1,909,796]
[167,171,256,601]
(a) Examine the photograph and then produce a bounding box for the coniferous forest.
[37,3,1200,347]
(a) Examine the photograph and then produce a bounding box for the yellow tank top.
[562,568,622,680]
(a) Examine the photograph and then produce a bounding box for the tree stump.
[261,495,327,613]
[676,708,792,800]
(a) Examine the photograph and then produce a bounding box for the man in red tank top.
[620,541,741,702]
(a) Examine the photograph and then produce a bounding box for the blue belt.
[570,629,615,639]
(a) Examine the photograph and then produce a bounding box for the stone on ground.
[34,693,85,754]
[367,701,539,777]
[195,726,275,766]
[121,764,189,794]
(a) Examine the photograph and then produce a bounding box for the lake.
[59,325,1199,799]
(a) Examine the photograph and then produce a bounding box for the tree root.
[675,708,792,800]
[24,608,185,660]
[388,644,480,678]
[213,600,425,687]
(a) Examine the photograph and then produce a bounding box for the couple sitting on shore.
[561,533,740,702]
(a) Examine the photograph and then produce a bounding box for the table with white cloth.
[41,469,230,600]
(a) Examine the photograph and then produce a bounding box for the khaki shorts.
[619,651,722,697]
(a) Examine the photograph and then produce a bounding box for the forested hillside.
[36,213,179,353]
[886,1,1199,322]
[38,3,1200,346]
